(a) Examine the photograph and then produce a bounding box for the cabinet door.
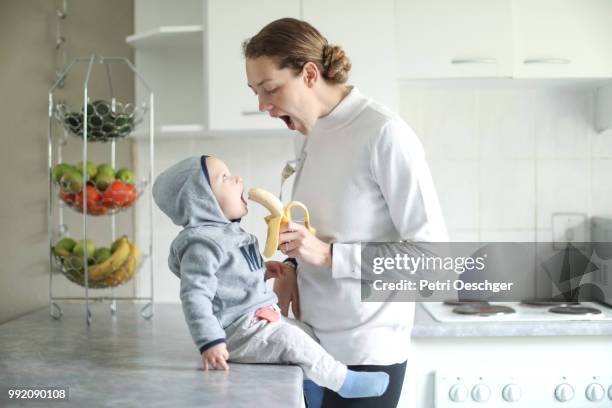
[302,0,398,111]
[205,0,300,131]
[513,0,612,78]
[396,0,513,78]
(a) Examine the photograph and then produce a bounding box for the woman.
[243,18,447,407]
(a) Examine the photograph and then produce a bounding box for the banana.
[247,187,316,258]
[86,236,130,281]
[110,236,131,270]
[248,188,284,216]
[101,241,140,287]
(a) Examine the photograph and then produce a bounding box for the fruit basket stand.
[47,55,154,325]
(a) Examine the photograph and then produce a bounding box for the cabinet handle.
[523,58,571,64]
[451,58,498,64]
[241,110,266,116]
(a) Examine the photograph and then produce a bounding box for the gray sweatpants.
[225,306,347,391]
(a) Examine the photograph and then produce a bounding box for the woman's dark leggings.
[321,360,407,408]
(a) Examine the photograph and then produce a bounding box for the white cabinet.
[205,0,300,131]
[396,0,612,80]
[396,0,513,79]
[130,0,400,135]
[513,0,612,78]
[131,0,205,137]
[130,0,299,136]
[302,0,398,111]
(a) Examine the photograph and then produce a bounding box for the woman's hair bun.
[321,44,351,84]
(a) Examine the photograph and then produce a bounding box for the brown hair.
[242,18,351,84]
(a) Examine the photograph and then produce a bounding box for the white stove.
[399,301,612,408]
[422,301,612,323]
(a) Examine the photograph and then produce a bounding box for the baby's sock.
[337,369,389,399]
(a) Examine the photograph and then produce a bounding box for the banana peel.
[247,188,316,258]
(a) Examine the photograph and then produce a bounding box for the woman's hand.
[267,261,300,318]
[201,343,229,371]
[278,222,332,268]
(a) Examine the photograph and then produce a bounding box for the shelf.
[397,77,612,90]
[126,25,203,49]
[132,124,205,139]
[131,123,295,140]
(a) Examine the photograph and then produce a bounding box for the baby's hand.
[201,343,229,371]
[264,260,293,280]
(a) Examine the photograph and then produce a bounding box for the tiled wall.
[400,81,612,243]
[138,82,612,302]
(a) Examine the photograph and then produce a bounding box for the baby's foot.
[337,370,389,399]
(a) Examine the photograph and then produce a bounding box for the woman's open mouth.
[280,115,296,130]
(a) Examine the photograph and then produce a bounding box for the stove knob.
[609,384,612,400]
[585,383,605,401]
[471,384,491,402]
[502,384,522,402]
[448,384,469,402]
[555,383,574,402]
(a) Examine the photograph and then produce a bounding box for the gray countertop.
[411,303,612,337]
[4,301,611,407]
[0,303,303,408]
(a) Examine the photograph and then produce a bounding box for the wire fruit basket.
[52,236,141,289]
[52,161,147,215]
[55,99,147,142]
[48,55,155,325]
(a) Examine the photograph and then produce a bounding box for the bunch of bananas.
[55,235,141,288]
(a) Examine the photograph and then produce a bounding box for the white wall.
[143,81,612,303]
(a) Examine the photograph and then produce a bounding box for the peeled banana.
[247,187,316,258]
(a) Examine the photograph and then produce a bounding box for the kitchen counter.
[0,303,303,408]
[411,303,612,337]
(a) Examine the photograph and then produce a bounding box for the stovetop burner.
[452,304,516,316]
[443,299,489,306]
[549,306,602,315]
[521,298,581,307]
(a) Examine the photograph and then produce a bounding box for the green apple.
[59,170,84,193]
[53,238,77,257]
[116,168,135,184]
[73,239,96,258]
[97,164,115,177]
[93,247,112,264]
[76,161,98,180]
[94,172,115,192]
[51,163,75,184]
[65,256,84,273]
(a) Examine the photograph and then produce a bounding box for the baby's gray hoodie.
[152,156,277,354]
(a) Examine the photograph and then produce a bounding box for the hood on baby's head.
[152,156,229,227]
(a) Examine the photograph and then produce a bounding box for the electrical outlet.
[552,213,588,246]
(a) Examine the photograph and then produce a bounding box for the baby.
[152,155,389,400]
